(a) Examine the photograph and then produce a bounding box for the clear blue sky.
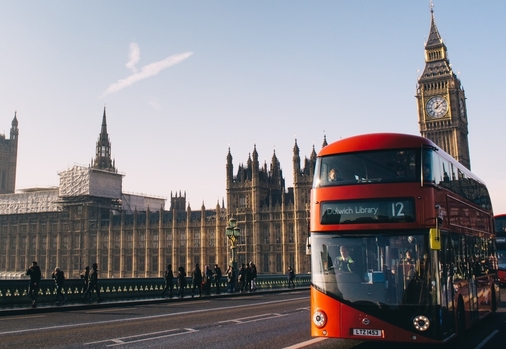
[1,1,506,213]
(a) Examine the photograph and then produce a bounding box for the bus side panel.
[498,269,506,285]
[310,287,440,343]
[476,275,495,319]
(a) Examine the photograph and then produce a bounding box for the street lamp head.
[225,226,234,237]
[228,218,237,228]
[233,226,241,237]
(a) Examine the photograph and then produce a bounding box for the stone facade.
[0,113,18,194]
[416,8,471,170]
[0,109,318,278]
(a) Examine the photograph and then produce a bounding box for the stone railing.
[0,274,310,308]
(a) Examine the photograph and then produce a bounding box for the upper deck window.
[314,149,420,188]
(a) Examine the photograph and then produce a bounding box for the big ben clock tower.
[416,6,471,169]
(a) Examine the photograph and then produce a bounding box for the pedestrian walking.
[26,261,42,308]
[213,264,222,294]
[249,262,257,291]
[191,263,203,297]
[161,264,174,298]
[52,267,67,304]
[245,263,252,292]
[238,263,247,293]
[80,266,90,292]
[287,266,296,288]
[177,266,187,298]
[203,265,213,295]
[226,265,235,293]
[82,263,100,302]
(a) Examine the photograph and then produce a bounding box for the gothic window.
[20,236,26,249]
[275,225,281,243]
[208,229,215,247]
[180,230,186,247]
[62,236,69,250]
[151,256,158,272]
[288,225,294,243]
[151,232,158,248]
[114,233,120,249]
[50,236,57,249]
[138,255,146,271]
[114,256,120,272]
[41,236,47,250]
[194,229,200,247]
[263,226,270,244]
[9,236,16,249]
[126,257,133,272]
[239,195,247,208]
[72,256,80,270]
[90,234,97,249]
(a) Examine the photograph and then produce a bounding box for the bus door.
[440,233,455,335]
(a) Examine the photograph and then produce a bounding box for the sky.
[1,1,506,213]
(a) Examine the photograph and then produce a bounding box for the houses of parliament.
[0,9,471,279]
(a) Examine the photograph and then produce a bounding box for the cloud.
[101,44,193,98]
[126,42,140,73]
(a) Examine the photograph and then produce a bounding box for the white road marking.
[282,337,328,348]
[218,313,288,324]
[85,307,132,314]
[475,330,499,349]
[84,328,198,347]
[0,315,45,321]
[0,296,307,336]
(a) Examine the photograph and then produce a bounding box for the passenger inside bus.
[396,166,406,178]
[334,246,354,273]
[328,168,341,183]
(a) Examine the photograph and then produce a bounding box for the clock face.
[459,98,466,118]
[426,96,448,118]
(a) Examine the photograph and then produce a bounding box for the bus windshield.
[311,232,436,308]
[314,149,428,187]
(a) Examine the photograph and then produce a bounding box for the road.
[0,288,504,349]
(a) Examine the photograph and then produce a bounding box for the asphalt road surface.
[0,288,504,349]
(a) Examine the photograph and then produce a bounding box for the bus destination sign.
[320,198,415,224]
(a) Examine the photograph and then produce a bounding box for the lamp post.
[225,218,241,273]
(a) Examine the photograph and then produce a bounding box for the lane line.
[282,337,328,349]
[0,296,308,336]
[84,328,198,346]
[219,313,288,324]
[475,330,499,349]
[0,315,45,321]
[106,328,198,347]
[85,308,133,314]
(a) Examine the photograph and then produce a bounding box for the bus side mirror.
[430,228,441,250]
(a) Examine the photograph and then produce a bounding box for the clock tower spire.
[92,106,116,172]
[416,5,471,169]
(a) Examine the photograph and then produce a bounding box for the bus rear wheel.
[457,300,466,341]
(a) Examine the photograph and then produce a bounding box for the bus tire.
[457,299,466,340]
[491,287,497,312]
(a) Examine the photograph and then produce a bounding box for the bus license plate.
[352,328,382,337]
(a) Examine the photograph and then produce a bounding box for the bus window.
[311,233,430,306]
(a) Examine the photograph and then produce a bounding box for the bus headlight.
[313,309,327,328]
[413,315,430,331]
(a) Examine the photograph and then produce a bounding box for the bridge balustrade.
[0,274,310,308]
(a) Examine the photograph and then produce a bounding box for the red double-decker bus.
[310,133,500,344]
[494,214,506,285]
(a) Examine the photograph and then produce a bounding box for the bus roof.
[318,133,439,157]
